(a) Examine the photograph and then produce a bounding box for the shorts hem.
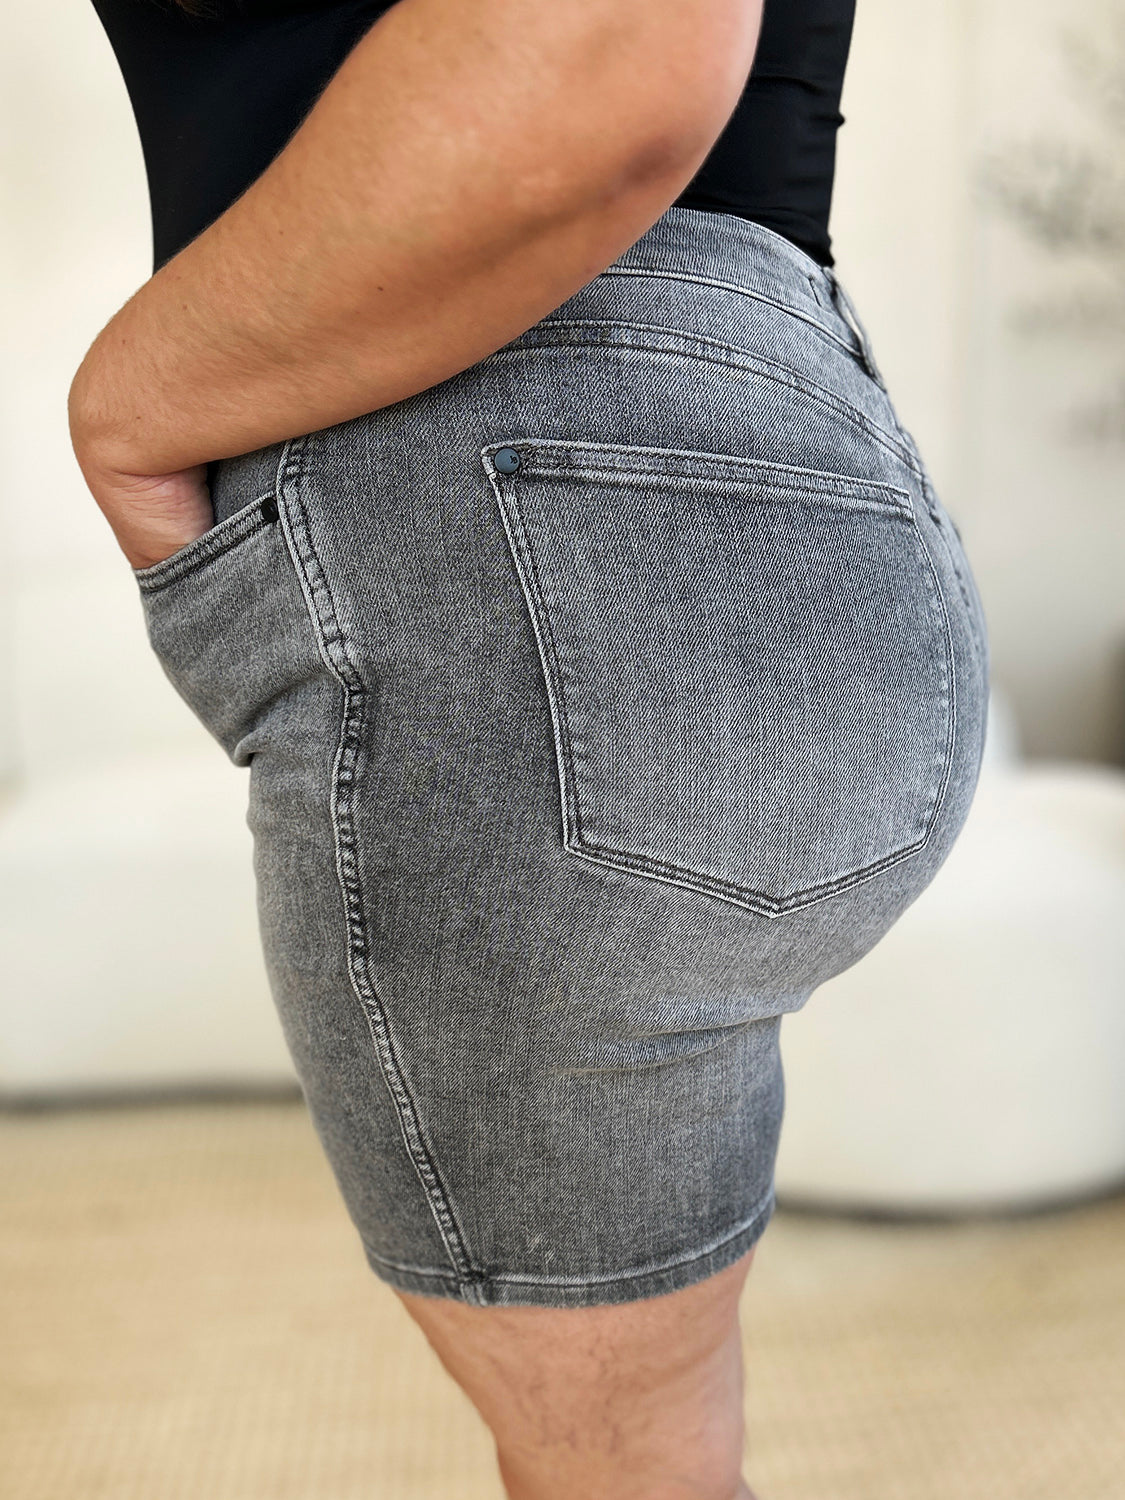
[361,1181,777,1308]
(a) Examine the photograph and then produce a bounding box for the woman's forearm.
[70,0,761,478]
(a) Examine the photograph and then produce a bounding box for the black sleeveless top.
[90,0,856,273]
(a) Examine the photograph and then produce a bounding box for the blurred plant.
[978,9,1125,442]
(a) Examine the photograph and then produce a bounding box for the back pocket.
[483,438,956,919]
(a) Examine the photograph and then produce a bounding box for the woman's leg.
[398,1247,759,1500]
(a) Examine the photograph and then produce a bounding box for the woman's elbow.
[568,0,765,196]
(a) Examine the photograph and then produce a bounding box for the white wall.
[969,0,1125,760]
[833,0,1125,763]
[832,0,976,499]
[1,0,191,763]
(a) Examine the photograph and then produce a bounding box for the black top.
[90,0,856,273]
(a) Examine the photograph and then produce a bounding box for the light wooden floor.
[3,1098,1123,1499]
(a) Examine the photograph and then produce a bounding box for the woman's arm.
[69,0,761,568]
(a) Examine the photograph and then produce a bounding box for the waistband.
[605,206,885,386]
[210,207,886,519]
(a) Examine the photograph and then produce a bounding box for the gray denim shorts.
[133,206,990,1307]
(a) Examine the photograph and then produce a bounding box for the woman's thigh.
[131,206,989,1313]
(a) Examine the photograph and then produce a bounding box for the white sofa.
[0,745,295,1097]
[0,570,295,1097]
[775,684,1125,1212]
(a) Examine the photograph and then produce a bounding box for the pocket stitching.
[488,437,917,514]
[482,330,924,480]
[485,440,958,919]
[911,465,988,676]
[133,489,276,594]
[490,475,584,858]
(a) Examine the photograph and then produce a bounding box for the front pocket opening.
[484,439,956,919]
[133,489,279,594]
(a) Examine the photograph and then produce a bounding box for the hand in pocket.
[75,457,215,572]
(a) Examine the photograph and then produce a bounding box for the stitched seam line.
[484,332,923,478]
[134,493,273,592]
[539,309,858,376]
[561,515,957,918]
[595,266,858,355]
[566,831,937,920]
[926,493,986,672]
[897,449,985,669]
[490,456,955,920]
[914,522,959,832]
[489,1180,776,1287]
[507,444,915,511]
[483,437,915,508]
[277,434,482,1298]
[486,462,577,854]
[363,1181,776,1294]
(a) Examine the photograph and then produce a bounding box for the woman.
[71,0,990,1495]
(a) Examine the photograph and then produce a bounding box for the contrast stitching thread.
[485,459,579,854]
[487,1182,777,1289]
[505,438,916,512]
[362,1248,469,1280]
[488,450,956,919]
[922,481,986,675]
[596,266,858,355]
[484,330,923,479]
[913,522,959,832]
[565,832,934,921]
[276,434,484,1302]
[537,311,858,370]
[133,492,274,592]
[363,1182,776,1296]
[563,515,957,917]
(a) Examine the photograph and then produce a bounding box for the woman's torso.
[89,0,857,273]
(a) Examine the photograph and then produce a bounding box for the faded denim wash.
[133,206,990,1307]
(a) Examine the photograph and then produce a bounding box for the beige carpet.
[2,1098,1122,1500]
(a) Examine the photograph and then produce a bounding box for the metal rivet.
[261,495,279,523]
[494,447,522,475]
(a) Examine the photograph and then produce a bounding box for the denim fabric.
[133,206,990,1307]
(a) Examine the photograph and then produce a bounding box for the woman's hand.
[68,336,215,572]
[79,461,213,574]
[70,412,213,573]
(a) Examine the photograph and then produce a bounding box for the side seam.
[273,433,486,1304]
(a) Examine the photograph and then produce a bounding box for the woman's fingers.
[79,460,214,571]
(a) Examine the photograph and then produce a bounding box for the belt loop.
[824,267,887,390]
